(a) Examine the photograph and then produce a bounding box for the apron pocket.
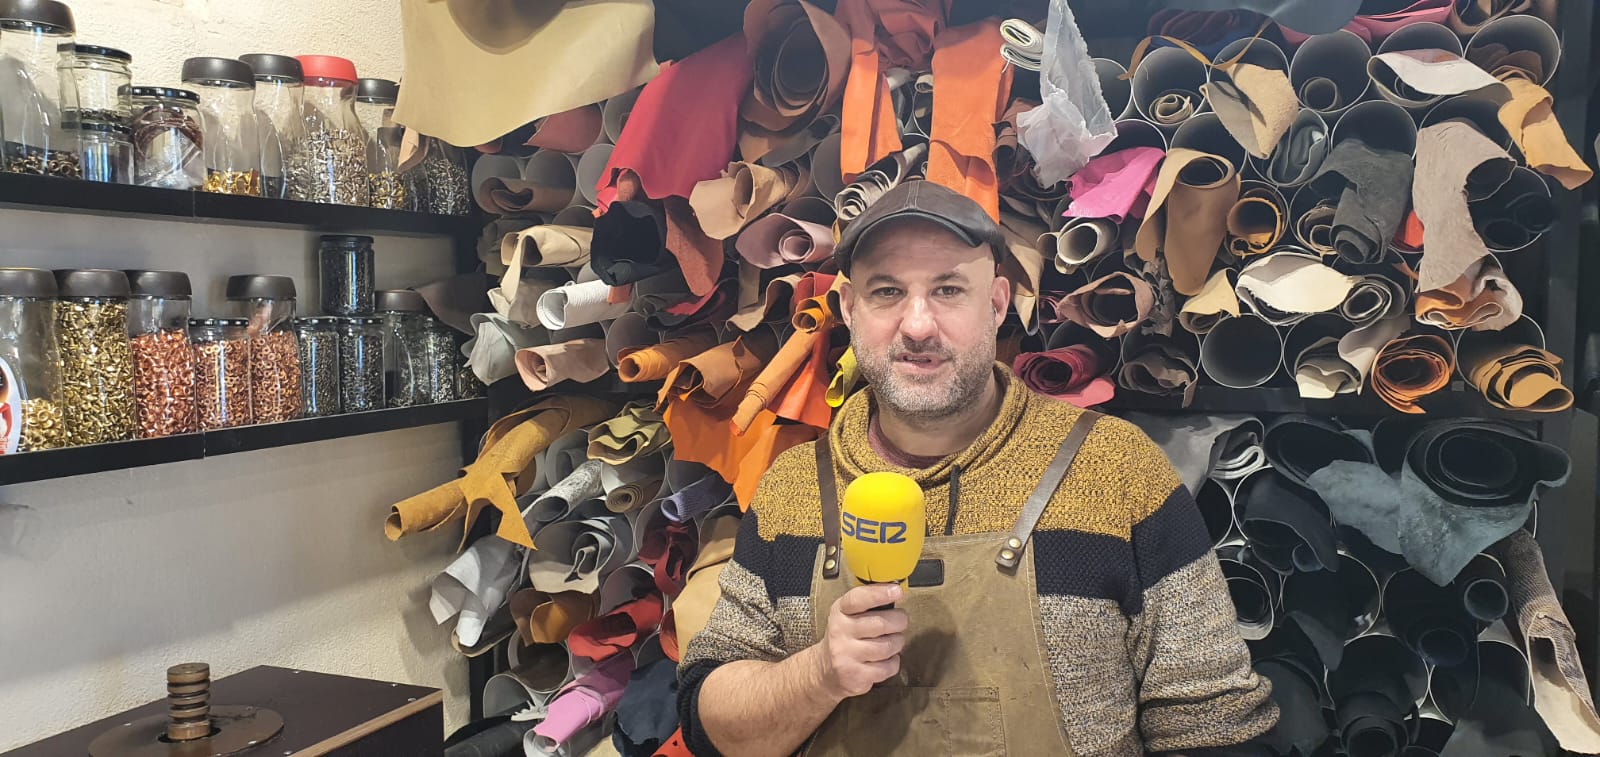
[838,685,1005,756]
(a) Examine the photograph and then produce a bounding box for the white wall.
[0,1,473,749]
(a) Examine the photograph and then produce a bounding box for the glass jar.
[423,317,458,404]
[318,234,374,316]
[189,317,251,430]
[70,44,130,127]
[226,274,302,423]
[375,289,427,407]
[421,137,469,215]
[78,120,130,183]
[130,86,203,189]
[183,57,262,196]
[456,361,484,399]
[239,53,304,200]
[289,55,366,206]
[0,268,63,453]
[126,270,197,438]
[338,316,383,413]
[294,317,339,418]
[54,269,135,444]
[355,78,407,210]
[0,0,79,178]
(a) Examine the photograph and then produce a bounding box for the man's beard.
[855,333,996,421]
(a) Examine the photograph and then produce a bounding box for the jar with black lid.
[70,43,131,127]
[54,269,135,444]
[127,270,196,438]
[238,53,303,200]
[78,120,131,183]
[183,57,262,196]
[421,138,469,215]
[354,78,406,209]
[375,289,427,407]
[226,274,301,423]
[0,267,63,453]
[130,85,204,189]
[190,317,251,429]
[0,0,80,177]
[317,234,374,316]
[294,317,339,418]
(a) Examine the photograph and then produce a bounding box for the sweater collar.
[828,363,1031,487]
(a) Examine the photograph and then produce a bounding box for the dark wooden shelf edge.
[1102,386,1548,421]
[0,399,486,486]
[0,172,478,238]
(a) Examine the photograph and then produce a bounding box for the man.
[677,181,1276,756]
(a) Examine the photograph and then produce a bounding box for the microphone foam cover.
[840,471,926,583]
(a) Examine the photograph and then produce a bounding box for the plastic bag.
[1016,0,1117,185]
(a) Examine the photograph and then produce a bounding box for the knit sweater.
[678,365,1277,756]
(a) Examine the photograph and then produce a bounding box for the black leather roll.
[1384,569,1477,668]
[1263,414,1375,489]
[1282,552,1381,671]
[1237,468,1339,573]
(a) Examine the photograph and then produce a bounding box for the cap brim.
[838,211,986,270]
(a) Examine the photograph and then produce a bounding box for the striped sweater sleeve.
[1122,431,1278,753]
[677,447,816,757]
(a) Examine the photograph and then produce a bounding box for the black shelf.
[0,172,480,238]
[1103,385,1543,421]
[0,399,486,485]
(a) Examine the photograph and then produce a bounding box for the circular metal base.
[88,706,284,757]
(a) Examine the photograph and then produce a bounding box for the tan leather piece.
[1462,343,1573,412]
[1205,62,1298,159]
[1415,257,1523,332]
[587,401,672,465]
[1179,269,1240,335]
[1413,121,1516,291]
[1054,271,1156,338]
[688,162,803,239]
[515,338,612,392]
[617,329,720,382]
[1135,147,1241,296]
[391,0,658,147]
[510,588,600,646]
[502,224,593,270]
[998,211,1048,329]
[657,329,779,409]
[385,396,620,549]
[1226,185,1287,257]
[729,270,806,332]
[1499,77,1593,190]
[732,279,842,433]
[1371,333,1455,414]
[739,0,852,161]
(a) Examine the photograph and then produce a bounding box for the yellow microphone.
[840,472,926,605]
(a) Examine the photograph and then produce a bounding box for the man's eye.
[872,287,903,298]
[935,286,963,297]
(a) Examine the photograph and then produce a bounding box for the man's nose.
[898,295,938,341]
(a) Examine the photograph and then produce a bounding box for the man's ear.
[990,267,1010,330]
[840,278,855,329]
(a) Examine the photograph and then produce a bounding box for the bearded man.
[677,181,1277,757]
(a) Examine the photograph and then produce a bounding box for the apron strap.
[996,410,1103,570]
[817,439,842,579]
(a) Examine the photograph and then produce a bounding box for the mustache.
[893,338,952,357]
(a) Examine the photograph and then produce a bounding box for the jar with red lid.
[287,54,366,206]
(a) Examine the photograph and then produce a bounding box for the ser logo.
[842,513,908,544]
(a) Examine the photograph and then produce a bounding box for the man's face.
[840,218,1010,421]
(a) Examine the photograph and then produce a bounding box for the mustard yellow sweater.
[679,366,1276,756]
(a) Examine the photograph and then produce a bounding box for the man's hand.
[815,583,908,698]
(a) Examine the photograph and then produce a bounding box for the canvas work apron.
[799,411,1102,757]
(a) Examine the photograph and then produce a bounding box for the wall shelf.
[0,399,486,485]
[1103,385,1542,421]
[0,172,480,238]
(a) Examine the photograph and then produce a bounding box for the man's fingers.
[852,632,905,663]
[836,583,903,616]
[841,608,908,639]
[861,655,901,683]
